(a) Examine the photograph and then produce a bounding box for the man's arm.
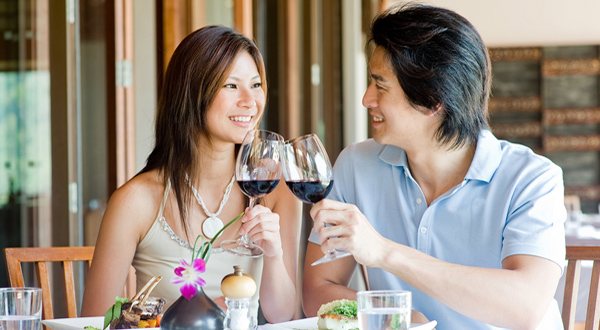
[367,241,561,330]
[309,199,562,329]
[302,242,358,316]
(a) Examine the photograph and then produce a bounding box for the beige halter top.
[132,179,263,314]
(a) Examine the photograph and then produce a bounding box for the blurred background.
[2,0,600,318]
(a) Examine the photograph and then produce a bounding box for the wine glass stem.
[239,197,256,245]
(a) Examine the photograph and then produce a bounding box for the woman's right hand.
[239,204,283,258]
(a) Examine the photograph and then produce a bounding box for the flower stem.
[199,211,244,262]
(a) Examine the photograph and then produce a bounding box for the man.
[303,3,566,329]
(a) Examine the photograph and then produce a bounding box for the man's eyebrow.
[370,73,387,83]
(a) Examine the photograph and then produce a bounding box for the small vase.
[161,287,225,330]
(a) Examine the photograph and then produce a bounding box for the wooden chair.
[562,246,600,330]
[4,246,95,320]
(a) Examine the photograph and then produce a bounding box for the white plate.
[42,316,159,330]
[43,316,436,330]
[262,316,436,330]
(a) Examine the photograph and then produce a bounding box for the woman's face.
[205,51,265,146]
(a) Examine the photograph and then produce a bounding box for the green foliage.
[103,296,129,330]
[327,300,357,318]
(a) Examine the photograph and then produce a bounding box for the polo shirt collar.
[378,129,501,183]
[379,143,408,167]
[466,129,501,183]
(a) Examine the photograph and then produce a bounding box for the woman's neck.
[193,139,237,189]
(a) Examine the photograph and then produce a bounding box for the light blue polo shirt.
[309,129,566,330]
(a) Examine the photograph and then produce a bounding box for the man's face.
[363,46,439,150]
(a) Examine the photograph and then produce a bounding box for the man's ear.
[425,103,442,117]
[421,104,442,117]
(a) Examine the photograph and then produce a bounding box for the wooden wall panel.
[489,45,600,212]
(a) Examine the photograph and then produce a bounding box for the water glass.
[0,288,43,330]
[357,290,411,330]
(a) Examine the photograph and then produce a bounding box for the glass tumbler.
[357,290,411,330]
[0,287,43,330]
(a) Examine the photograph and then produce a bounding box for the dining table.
[42,315,438,330]
[42,316,437,330]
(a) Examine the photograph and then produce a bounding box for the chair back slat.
[563,259,582,329]
[62,260,78,318]
[563,246,600,330]
[3,246,95,320]
[586,261,600,330]
[35,261,54,320]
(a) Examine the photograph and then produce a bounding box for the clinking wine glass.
[282,133,352,266]
[221,129,284,257]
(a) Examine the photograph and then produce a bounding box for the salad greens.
[327,300,357,318]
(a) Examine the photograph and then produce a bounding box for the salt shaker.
[221,265,257,330]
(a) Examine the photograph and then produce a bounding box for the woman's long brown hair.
[139,26,267,240]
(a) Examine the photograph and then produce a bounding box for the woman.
[81,26,302,323]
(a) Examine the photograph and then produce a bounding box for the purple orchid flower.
[171,258,207,300]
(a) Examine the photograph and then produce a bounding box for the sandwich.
[317,299,358,330]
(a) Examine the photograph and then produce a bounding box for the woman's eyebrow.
[227,74,261,81]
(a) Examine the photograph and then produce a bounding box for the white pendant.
[202,215,224,239]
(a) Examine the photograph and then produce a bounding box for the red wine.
[237,180,280,198]
[285,180,334,204]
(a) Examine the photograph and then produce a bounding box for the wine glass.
[282,133,351,266]
[221,129,284,257]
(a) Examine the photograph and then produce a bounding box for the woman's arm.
[242,179,302,322]
[81,176,160,316]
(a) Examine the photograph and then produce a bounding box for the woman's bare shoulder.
[105,170,166,223]
[115,170,163,197]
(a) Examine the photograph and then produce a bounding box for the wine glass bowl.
[283,134,334,204]
[282,133,351,265]
[221,129,284,257]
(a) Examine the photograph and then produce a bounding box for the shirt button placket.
[416,194,429,252]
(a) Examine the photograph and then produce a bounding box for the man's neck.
[406,142,476,205]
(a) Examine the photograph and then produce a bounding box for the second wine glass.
[282,133,352,266]
[221,129,284,257]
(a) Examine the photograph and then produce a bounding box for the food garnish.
[326,300,357,318]
[104,276,165,329]
[104,296,129,329]
[84,326,101,330]
[317,299,358,330]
